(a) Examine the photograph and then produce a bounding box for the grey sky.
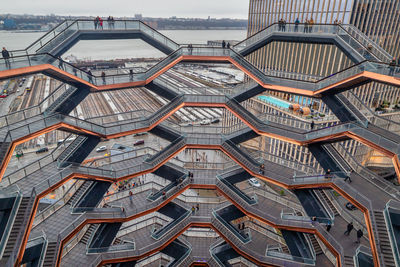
[3,0,249,19]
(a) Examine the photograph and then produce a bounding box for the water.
[0,29,246,60]
[258,95,291,109]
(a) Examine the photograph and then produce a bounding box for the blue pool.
[258,95,291,109]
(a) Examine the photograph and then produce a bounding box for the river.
[0,29,247,60]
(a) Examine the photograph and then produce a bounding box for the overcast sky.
[3,0,249,19]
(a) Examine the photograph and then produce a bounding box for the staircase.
[80,224,98,245]
[344,255,354,267]
[66,180,93,207]
[309,234,323,256]
[57,135,88,167]
[373,210,396,267]
[113,237,122,245]
[335,94,368,124]
[44,86,78,115]
[317,190,339,217]
[3,197,30,257]
[42,241,57,267]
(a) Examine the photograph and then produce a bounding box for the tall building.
[231,0,400,173]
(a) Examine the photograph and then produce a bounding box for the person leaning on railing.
[2,47,11,69]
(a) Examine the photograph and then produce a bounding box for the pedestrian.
[344,170,353,183]
[227,42,231,49]
[107,16,112,29]
[222,40,226,49]
[309,17,314,32]
[110,16,115,29]
[389,57,396,75]
[129,69,134,81]
[73,67,77,77]
[241,222,245,229]
[99,17,103,30]
[94,17,99,29]
[58,56,63,70]
[238,223,241,230]
[310,120,315,130]
[129,190,133,203]
[397,57,400,66]
[356,229,363,243]
[325,169,331,179]
[344,222,354,236]
[304,19,309,33]
[2,47,11,69]
[311,216,317,225]
[188,44,193,55]
[191,206,195,214]
[162,191,166,200]
[282,19,286,32]
[278,19,282,31]
[87,69,93,83]
[196,203,199,211]
[326,222,332,232]
[101,71,106,85]
[294,18,300,32]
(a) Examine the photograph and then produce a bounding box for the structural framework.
[0,19,399,267]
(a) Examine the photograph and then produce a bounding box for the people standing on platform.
[325,169,331,179]
[344,222,354,236]
[99,17,103,30]
[309,18,314,32]
[310,120,315,130]
[294,18,300,32]
[188,44,193,55]
[129,69,134,81]
[129,190,133,203]
[107,16,112,29]
[191,206,195,214]
[87,69,93,83]
[196,204,199,211]
[278,19,283,31]
[227,42,231,49]
[58,56,63,70]
[304,19,309,33]
[2,47,11,69]
[282,19,286,32]
[94,17,99,29]
[222,40,226,49]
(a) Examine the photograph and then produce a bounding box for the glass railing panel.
[212,211,251,243]
[86,242,135,254]
[384,202,400,267]
[266,250,315,265]
[217,177,257,205]
[0,189,22,257]
[151,211,190,239]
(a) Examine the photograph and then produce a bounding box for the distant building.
[3,18,16,29]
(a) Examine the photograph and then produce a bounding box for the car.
[345,202,357,211]
[134,132,148,136]
[211,118,220,124]
[200,119,211,125]
[96,146,107,152]
[133,140,145,146]
[248,178,261,187]
[35,147,49,154]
